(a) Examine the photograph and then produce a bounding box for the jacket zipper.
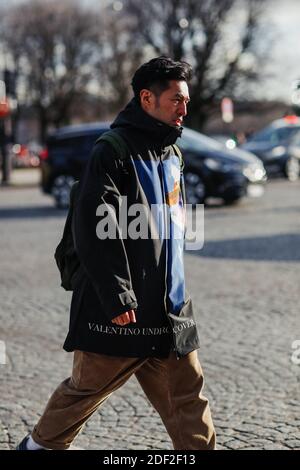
[157,150,179,360]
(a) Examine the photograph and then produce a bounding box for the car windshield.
[249,126,300,144]
[180,127,222,151]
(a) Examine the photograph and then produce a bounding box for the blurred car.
[180,128,266,205]
[240,116,300,181]
[40,122,110,208]
[286,131,300,171]
[11,143,41,168]
[40,122,266,208]
[209,134,238,150]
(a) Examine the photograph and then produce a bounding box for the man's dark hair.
[131,56,192,103]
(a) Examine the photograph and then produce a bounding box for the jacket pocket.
[167,298,200,357]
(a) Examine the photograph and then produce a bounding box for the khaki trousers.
[31,350,216,450]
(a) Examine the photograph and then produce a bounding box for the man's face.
[140,80,190,127]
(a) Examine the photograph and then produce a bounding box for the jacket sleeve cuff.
[97,287,138,321]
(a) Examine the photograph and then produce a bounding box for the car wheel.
[52,175,75,209]
[285,157,300,181]
[223,195,241,206]
[184,171,206,205]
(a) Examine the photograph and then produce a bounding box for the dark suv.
[40,122,110,207]
[41,122,266,208]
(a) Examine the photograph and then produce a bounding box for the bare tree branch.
[123,0,271,128]
[1,0,102,140]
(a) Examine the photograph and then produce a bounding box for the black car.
[40,123,266,208]
[40,122,110,207]
[240,116,300,181]
[179,128,266,205]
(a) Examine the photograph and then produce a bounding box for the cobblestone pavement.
[0,175,299,450]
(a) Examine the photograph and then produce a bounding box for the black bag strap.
[69,180,80,207]
[172,143,184,173]
[95,130,129,161]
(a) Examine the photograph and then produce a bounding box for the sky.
[263,0,300,102]
[1,0,300,103]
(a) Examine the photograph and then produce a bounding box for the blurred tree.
[94,4,144,114]
[124,0,271,129]
[0,0,272,139]
[1,0,101,142]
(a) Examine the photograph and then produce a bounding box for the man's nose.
[178,102,188,116]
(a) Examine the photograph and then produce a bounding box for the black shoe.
[15,435,46,451]
[16,435,30,450]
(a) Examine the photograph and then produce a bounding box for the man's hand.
[111,310,136,326]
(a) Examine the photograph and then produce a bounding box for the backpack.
[54,132,183,291]
[54,130,129,291]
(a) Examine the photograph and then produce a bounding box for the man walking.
[16,57,216,450]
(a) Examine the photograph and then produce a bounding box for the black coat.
[63,99,200,358]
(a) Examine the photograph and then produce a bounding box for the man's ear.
[140,89,153,109]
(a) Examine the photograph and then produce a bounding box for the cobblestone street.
[0,173,299,450]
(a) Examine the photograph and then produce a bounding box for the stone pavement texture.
[0,171,299,450]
